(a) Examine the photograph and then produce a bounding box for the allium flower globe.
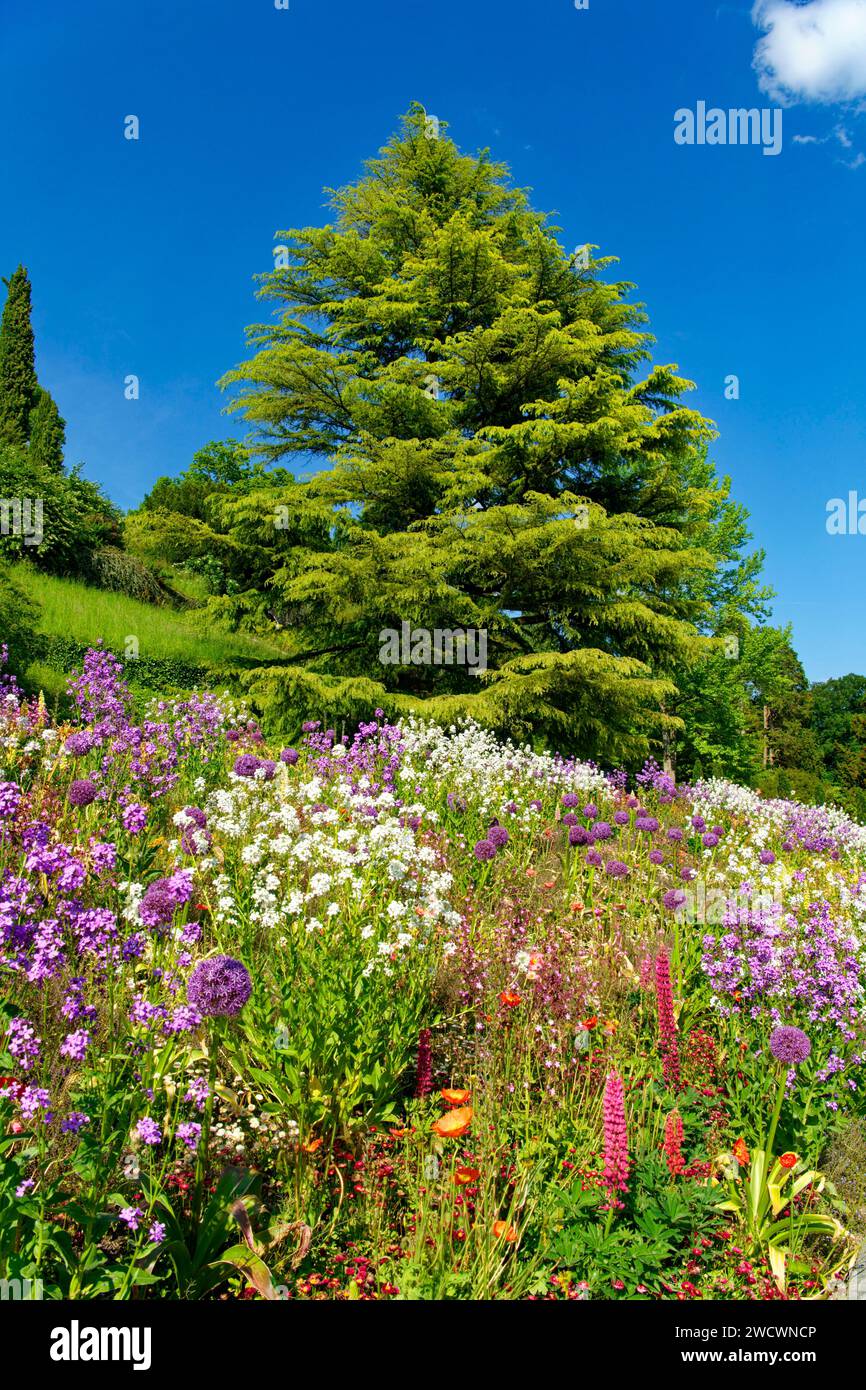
[769,1026,811,1066]
[187,955,252,1018]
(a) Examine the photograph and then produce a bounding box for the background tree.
[28,385,66,473]
[0,265,38,445]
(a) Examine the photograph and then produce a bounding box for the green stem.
[764,1066,787,1161]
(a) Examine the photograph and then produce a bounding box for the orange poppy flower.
[302,1137,323,1153]
[432,1106,473,1139]
[492,1220,517,1243]
[580,1016,599,1031]
[500,990,521,1008]
[732,1139,750,1165]
[389,1127,411,1139]
[570,900,584,913]
[441,1088,471,1106]
[779,1152,798,1170]
[453,1166,481,1186]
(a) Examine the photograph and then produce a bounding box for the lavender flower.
[136,1116,162,1146]
[177,1120,202,1151]
[122,802,148,834]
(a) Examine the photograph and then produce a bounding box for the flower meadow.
[1,647,865,1302]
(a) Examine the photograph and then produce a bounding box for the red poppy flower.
[580,1016,599,1031]
[454,1166,481,1186]
[779,1152,798,1170]
[500,991,521,1008]
[733,1139,750,1165]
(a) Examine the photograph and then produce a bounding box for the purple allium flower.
[636,816,659,833]
[585,849,603,867]
[119,1206,142,1232]
[591,821,612,841]
[562,812,578,827]
[561,793,579,809]
[233,754,261,778]
[663,888,687,912]
[702,832,720,848]
[667,827,684,842]
[488,824,509,849]
[258,759,277,781]
[177,1120,202,1151]
[759,850,776,865]
[473,839,497,862]
[280,747,299,765]
[649,849,664,865]
[605,859,629,879]
[68,778,98,807]
[136,1116,162,1146]
[568,825,591,846]
[187,955,252,1018]
[769,1026,811,1066]
[64,731,93,756]
[582,804,598,820]
[692,816,706,832]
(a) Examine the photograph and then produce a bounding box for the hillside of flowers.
[1,643,865,1302]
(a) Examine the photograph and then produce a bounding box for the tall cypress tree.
[216,107,745,758]
[0,266,38,445]
[29,385,66,473]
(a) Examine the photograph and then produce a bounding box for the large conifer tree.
[216,106,743,757]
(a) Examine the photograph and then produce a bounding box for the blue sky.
[2,0,865,680]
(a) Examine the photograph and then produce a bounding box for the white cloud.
[752,0,866,103]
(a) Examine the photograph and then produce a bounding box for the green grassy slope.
[12,564,287,701]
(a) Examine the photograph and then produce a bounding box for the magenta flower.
[602,1070,629,1201]
[656,950,680,1090]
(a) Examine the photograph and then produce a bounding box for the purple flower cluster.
[139,870,195,929]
